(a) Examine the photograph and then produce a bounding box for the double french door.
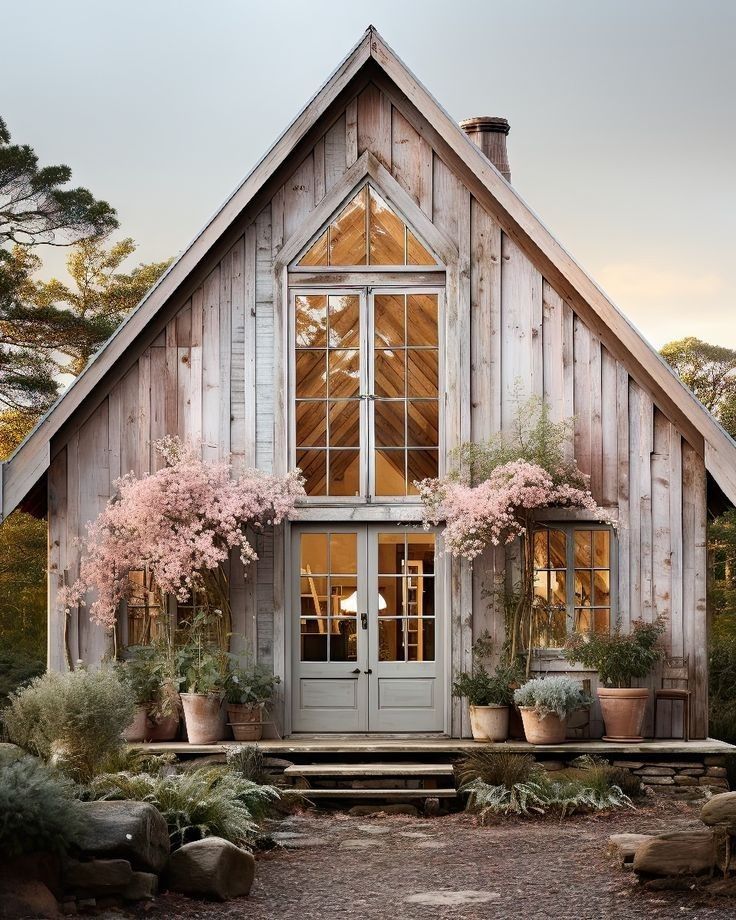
[291,524,444,732]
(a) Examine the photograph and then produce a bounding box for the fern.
[89,767,280,848]
[461,777,549,817]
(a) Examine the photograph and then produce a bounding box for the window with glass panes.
[532,525,615,648]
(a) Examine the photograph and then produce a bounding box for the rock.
[643,876,697,891]
[673,775,698,786]
[60,901,77,915]
[612,761,644,770]
[679,767,705,776]
[73,801,169,873]
[348,804,419,817]
[704,756,727,766]
[122,872,158,902]
[634,767,675,776]
[424,797,441,816]
[262,756,295,771]
[164,837,255,901]
[701,791,736,830]
[707,877,736,897]
[700,777,729,788]
[706,766,728,778]
[607,833,654,866]
[0,878,59,919]
[75,899,95,911]
[633,830,716,877]
[538,760,566,772]
[641,775,675,785]
[62,859,132,897]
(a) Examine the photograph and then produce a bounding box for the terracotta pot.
[145,711,180,742]
[227,702,264,742]
[519,706,567,744]
[122,706,148,742]
[469,704,509,742]
[181,693,226,744]
[597,687,650,741]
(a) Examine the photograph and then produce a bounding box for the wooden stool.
[653,657,691,741]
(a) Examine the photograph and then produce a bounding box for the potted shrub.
[225,660,280,741]
[176,612,229,745]
[514,676,592,744]
[452,664,518,742]
[564,618,665,741]
[118,643,181,742]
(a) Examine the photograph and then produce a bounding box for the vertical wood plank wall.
[47,82,710,737]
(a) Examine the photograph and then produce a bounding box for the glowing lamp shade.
[340,591,387,612]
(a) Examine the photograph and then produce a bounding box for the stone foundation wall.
[537,754,730,800]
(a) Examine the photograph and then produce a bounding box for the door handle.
[351,668,361,674]
[363,669,373,675]
[360,612,368,630]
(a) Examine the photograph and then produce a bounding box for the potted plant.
[225,659,280,741]
[563,618,665,741]
[513,676,592,744]
[176,612,229,744]
[452,663,518,742]
[118,643,181,742]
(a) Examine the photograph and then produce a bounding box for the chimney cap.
[459,116,510,136]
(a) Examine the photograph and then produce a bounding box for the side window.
[532,526,614,649]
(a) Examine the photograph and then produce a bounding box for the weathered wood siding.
[47,81,710,737]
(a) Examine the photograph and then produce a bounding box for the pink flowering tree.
[417,397,612,669]
[62,437,304,646]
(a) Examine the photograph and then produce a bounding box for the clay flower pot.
[181,693,226,744]
[469,704,510,742]
[122,706,148,742]
[597,687,650,741]
[227,702,264,742]
[519,707,567,744]
[145,711,180,742]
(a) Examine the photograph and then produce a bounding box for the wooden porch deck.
[133,735,736,757]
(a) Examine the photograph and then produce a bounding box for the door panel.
[291,525,443,733]
[291,526,368,732]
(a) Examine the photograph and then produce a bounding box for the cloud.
[598,262,724,303]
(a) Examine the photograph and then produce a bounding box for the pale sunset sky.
[2,0,734,348]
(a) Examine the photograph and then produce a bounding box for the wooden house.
[3,27,735,740]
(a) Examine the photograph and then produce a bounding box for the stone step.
[299,787,458,799]
[284,762,455,779]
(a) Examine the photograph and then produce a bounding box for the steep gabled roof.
[2,25,736,518]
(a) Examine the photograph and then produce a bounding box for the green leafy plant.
[89,767,280,848]
[563,618,665,687]
[175,611,229,696]
[225,660,280,706]
[2,667,136,782]
[452,663,519,707]
[117,642,180,720]
[513,676,592,720]
[0,753,84,856]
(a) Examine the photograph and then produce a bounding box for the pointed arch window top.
[298,186,438,268]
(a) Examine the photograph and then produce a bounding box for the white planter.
[469,704,510,742]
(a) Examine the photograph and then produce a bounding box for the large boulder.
[0,878,58,919]
[701,791,736,832]
[72,801,169,872]
[164,837,255,901]
[633,829,716,877]
[62,858,132,897]
[122,871,158,902]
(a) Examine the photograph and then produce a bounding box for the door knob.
[351,668,361,674]
[360,612,368,630]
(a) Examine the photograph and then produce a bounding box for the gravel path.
[137,801,736,919]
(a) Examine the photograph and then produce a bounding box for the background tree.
[660,337,736,438]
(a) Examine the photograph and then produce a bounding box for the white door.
[291,525,443,733]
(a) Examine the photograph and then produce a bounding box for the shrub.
[226,744,268,784]
[454,749,539,788]
[452,663,519,707]
[0,649,45,707]
[89,767,280,848]
[563,618,665,688]
[0,754,84,857]
[2,667,136,781]
[513,676,592,720]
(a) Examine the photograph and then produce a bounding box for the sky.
[2,0,734,349]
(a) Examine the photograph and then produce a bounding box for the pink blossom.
[418,459,612,560]
[63,437,305,629]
